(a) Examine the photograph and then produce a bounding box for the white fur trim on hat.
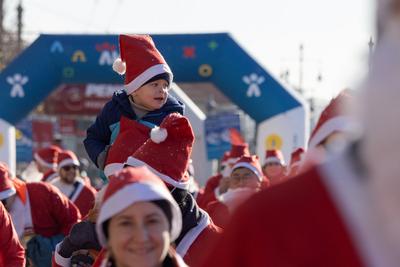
[309,116,354,149]
[34,153,56,169]
[58,158,80,170]
[231,162,264,182]
[150,127,168,144]
[0,187,16,200]
[54,243,71,266]
[113,58,126,75]
[104,163,124,177]
[44,172,59,183]
[226,157,239,165]
[124,64,173,95]
[264,157,284,165]
[125,157,190,190]
[221,165,232,178]
[96,180,182,247]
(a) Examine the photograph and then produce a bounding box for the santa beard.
[219,187,258,213]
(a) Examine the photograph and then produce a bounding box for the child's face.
[131,79,169,110]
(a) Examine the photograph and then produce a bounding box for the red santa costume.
[201,150,367,266]
[51,150,96,217]
[196,173,222,209]
[103,115,151,178]
[0,202,25,267]
[54,167,187,267]
[197,144,250,209]
[126,113,222,267]
[206,155,265,228]
[32,145,61,182]
[202,9,400,266]
[300,89,354,173]
[0,162,81,239]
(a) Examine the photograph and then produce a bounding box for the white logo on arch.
[242,73,265,97]
[99,50,119,66]
[7,73,29,98]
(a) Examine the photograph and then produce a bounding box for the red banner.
[43,84,124,115]
[32,120,54,149]
[59,117,76,135]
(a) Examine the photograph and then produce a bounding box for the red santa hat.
[96,166,182,247]
[57,150,80,170]
[227,143,250,164]
[33,145,62,169]
[220,151,230,164]
[287,147,305,177]
[221,143,250,177]
[126,113,194,190]
[221,144,251,177]
[104,116,151,177]
[231,155,264,182]
[308,89,353,148]
[112,34,173,95]
[0,162,16,200]
[264,149,285,165]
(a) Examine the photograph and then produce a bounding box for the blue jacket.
[84,90,185,166]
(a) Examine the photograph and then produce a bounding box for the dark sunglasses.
[264,162,282,167]
[62,165,78,171]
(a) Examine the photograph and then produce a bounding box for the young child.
[84,34,184,170]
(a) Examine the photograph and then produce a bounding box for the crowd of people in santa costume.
[1,1,400,266]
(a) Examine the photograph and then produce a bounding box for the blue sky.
[4,0,375,99]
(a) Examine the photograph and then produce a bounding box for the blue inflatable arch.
[0,33,301,125]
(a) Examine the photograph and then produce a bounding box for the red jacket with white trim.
[0,202,25,267]
[28,182,81,237]
[201,164,365,267]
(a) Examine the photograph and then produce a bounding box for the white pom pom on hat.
[150,126,168,144]
[112,58,126,75]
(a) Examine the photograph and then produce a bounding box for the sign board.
[15,119,33,163]
[205,113,240,159]
[44,84,123,115]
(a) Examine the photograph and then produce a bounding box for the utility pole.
[298,43,304,95]
[16,0,23,53]
[368,36,375,73]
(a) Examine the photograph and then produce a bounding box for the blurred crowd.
[1,1,400,266]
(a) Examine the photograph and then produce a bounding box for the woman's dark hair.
[151,199,173,232]
[103,219,110,240]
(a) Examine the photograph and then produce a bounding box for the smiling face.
[59,165,79,184]
[229,167,261,190]
[262,162,286,181]
[108,201,171,267]
[131,79,169,111]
